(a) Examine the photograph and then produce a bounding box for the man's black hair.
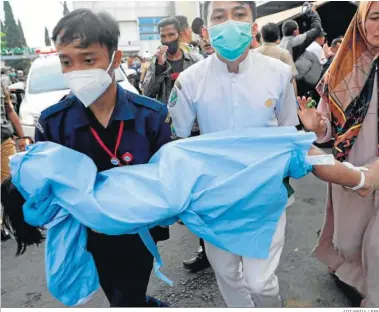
[175,15,189,32]
[282,20,298,37]
[331,37,343,48]
[202,1,257,25]
[52,9,120,59]
[261,23,280,43]
[158,17,181,34]
[192,17,205,35]
[256,31,262,44]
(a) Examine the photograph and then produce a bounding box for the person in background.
[16,70,25,82]
[295,28,328,99]
[175,15,201,56]
[142,17,202,104]
[1,67,12,89]
[132,55,142,93]
[306,29,329,66]
[256,23,298,95]
[198,35,215,57]
[9,68,17,84]
[256,23,298,78]
[251,31,261,49]
[1,82,28,241]
[280,4,322,62]
[321,37,343,76]
[126,56,134,69]
[298,1,379,307]
[139,52,152,91]
[192,17,215,58]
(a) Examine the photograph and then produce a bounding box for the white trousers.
[204,204,290,308]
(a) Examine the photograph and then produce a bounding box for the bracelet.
[343,162,367,191]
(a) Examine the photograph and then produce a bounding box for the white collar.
[212,50,253,75]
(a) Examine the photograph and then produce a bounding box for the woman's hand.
[297,96,326,135]
[358,159,379,197]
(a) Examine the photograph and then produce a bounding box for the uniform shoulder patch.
[174,80,182,91]
[168,87,178,108]
[126,91,163,112]
[40,98,73,121]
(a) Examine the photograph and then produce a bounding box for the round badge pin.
[122,152,133,164]
[110,157,120,166]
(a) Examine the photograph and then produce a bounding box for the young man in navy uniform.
[36,9,171,307]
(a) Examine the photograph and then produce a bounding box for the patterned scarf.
[316,2,379,162]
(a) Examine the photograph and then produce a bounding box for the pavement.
[1,174,350,308]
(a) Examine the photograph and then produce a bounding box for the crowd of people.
[1,0,378,309]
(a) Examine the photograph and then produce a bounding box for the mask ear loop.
[106,51,116,78]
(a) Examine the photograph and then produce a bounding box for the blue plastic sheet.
[10,127,315,306]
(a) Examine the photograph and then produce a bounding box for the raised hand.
[297,96,326,135]
[156,46,168,66]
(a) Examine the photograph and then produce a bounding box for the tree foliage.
[44,27,51,46]
[18,19,27,46]
[63,1,69,15]
[3,1,23,48]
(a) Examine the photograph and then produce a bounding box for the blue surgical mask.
[209,20,253,61]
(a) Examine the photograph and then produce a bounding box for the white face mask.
[63,52,116,107]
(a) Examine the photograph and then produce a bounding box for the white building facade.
[72,1,200,56]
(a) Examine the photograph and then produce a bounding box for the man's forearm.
[8,111,25,137]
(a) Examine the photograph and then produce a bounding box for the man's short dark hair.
[202,1,257,25]
[331,37,343,48]
[52,9,120,59]
[175,15,189,32]
[158,17,181,34]
[261,23,280,43]
[282,20,298,37]
[255,32,262,44]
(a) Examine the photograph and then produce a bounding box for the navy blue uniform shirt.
[35,84,172,172]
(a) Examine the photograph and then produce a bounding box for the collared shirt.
[255,43,298,76]
[142,49,203,104]
[35,84,172,173]
[167,50,299,138]
[306,41,327,65]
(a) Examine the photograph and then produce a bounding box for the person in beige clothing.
[256,23,298,95]
[298,1,379,307]
[256,23,298,77]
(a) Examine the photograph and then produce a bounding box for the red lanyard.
[90,121,124,166]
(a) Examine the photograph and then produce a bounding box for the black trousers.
[87,227,168,307]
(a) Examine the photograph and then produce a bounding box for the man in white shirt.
[168,1,299,308]
[306,29,328,65]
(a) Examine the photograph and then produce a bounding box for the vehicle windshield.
[28,58,125,94]
[28,59,68,94]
